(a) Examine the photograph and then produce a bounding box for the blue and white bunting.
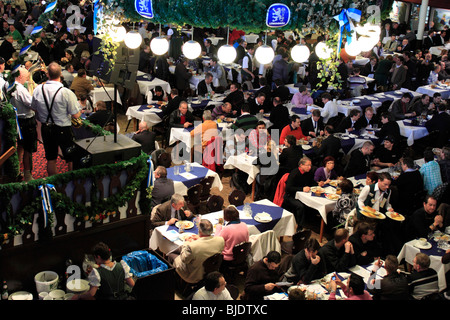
[147,156,154,188]
[44,1,57,14]
[13,106,23,140]
[39,184,56,228]
[334,8,362,53]
[30,26,43,35]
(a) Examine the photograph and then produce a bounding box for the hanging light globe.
[182,40,202,59]
[315,42,332,60]
[111,25,126,42]
[255,44,275,65]
[150,36,169,55]
[290,44,310,63]
[217,44,237,64]
[358,35,376,52]
[345,40,362,56]
[124,30,142,49]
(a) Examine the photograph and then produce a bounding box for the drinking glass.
[174,166,180,175]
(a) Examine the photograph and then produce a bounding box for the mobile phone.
[331,275,336,281]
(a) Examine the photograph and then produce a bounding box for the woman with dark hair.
[72,242,135,300]
[314,156,338,183]
[61,49,81,70]
[215,206,249,262]
[328,178,356,228]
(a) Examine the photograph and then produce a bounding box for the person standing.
[31,62,81,176]
[11,67,36,181]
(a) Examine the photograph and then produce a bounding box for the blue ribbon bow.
[334,8,362,53]
[39,184,56,228]
[13,107,23,140]
[93,0,100,35]
[147,156,154,188]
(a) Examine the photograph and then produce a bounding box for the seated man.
[248,92,266,115]
[282,237,326,285]
[223,82,245,114]
[169,101,194,129]
[151,166,175,208]
[407,253,439,300]
[190,110,219,152]
[279,115,307,145]
[151,193,193,229]
[348,222,381,266]
[407,195,443,240]
[336,108,361,133]
[70,68,94,99]
[319,93,338,124]
[131,121,156,154]
[344,140,375,178]
[248,120,271,156]
[86,100,112,128]
[367,255,409,300]
[318,228,356,273]
[243,251,282,300]
[197,72,216,97]
[230,103,258,131]
[391,92,414,120]
[375,112,401,145]
[311,125,341,162]
[147,85,167,103]
[192,271,233,300]
[410,94,432,117]
[329,273,372,300]
[419,148,443,195]
[279,134,303,177]
[347,67,368,97]
[371,135,401,170]
[290,85,313,108]
[355,106,376,130]
[211,102,234,121]
[272,79,290,102]
[301,109,325,139]
[172,219,225,284]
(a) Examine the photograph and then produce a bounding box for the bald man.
[132,121,156,154]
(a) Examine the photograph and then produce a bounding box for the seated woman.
[314,156,338,184]
[328,178,356,228]
[215,206,249,263]
[61,49,81,71]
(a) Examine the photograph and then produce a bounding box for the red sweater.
[279,124,307,145]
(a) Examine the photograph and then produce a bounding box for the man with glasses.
[192,271,233,300]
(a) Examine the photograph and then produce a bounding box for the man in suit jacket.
[163,88,182,117]
[131,121,156,154]
[172,219,225,284]
[248,92,266,115]
[311,125,341,161]
[223,82,245,114]
[269,96,290,134]
[201,39,217,58]
[197,72,216,97]
[272,79,291,103]
[389,56,407,90]
[391,92,414,120]
[301,109,325,139]
[433,31,446,46]
[279,134,303,177]
[355,107,376,130]
[375,112,401,144]
[344,141,375,177]
[256,77,273,112]
[151,166,175,208]
[151,194,193,229]
[174,58,192,96]
[383,35,398,52]
[169,101,195,129]
[425,103,450,147]
[336,109,362,133]
[422,30,435,50]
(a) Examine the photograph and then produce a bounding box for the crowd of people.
[1,0,450,301]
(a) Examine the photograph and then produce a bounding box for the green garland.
[0,102,20,179]
[1,152,151,240]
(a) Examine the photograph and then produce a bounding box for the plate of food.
[175,220,194,230]
[434,233,450,242]
[386,211,405,221]
[254,212,272,223]
[9,291,33,300]
[310,186,325,193]
[329,180,339,187]
[325,193,340,200]
[360,206,386,219]
[179,232,198,242]
[353,188,361,195]
[302,144,312,150]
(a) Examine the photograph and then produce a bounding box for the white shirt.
[88,261,133,288]
[321,100,338,123]
[358,183,392,212]
[11,82,34,118]
[192,286,233,300]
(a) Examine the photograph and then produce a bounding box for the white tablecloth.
[136,71,172,96]
[224,153,260,185]
[295,188,338,224]
[416,85,450,100]
[207,36,224,46]
[397,119,429,146]
[125,105,164,128]
[397,239,449,291]
[91,86,122,105]
[429,46,446,56]
[149,199,296,255]
[244,34,260,43]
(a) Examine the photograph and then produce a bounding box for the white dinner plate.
[413,240,432,250]
[302,145,312,150]
[254,212,272,223]
[179,232,198,241]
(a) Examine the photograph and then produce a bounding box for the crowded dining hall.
[0,0,450,307]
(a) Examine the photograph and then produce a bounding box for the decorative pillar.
[416,0,429,41]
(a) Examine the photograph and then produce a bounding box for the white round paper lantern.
[345,40,362,56]
[217,44,237,64]
[290,44,310,63]
[255,44,275,65]
[150,37,169,55]
[111,25,126,42]
[358,35,376,52]
[315,42,332,60]
[124,30,142,49]
[182,40,202,60]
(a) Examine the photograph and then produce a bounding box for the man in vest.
[356,172,394,220]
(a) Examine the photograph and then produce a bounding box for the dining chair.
[221,241,252,284]
[199,176,215,201]
[280,229,312,255]
[185,184,203,214]
[203,253,223,276]
[228,189,246,207]
[206,195,224,213]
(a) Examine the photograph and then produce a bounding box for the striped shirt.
[419,160,443,195]
[231,113,258,132]
[407,268,439,300]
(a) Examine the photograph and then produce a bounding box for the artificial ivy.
[0,102,20,179]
